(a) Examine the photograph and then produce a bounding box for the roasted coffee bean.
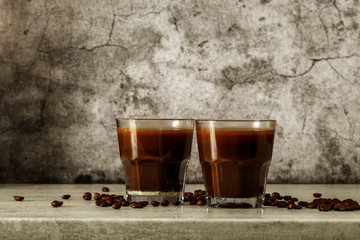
[114,198,123,202]
[197,200,205,206]
[102,195,111,200]
[112,202,122,209]
[14,196,24,201]
[139,201,148,207]
[277,196,284,200]
[102,187,110,192]
[339,204,347,211]
[290,197,298,202]
[346,205,357,211]
[318,204,331,211]
[272,192,280,198]
[264,200,270,206]
[121,200,130,207]
[298,201,308,206]
[95,200,101,206]
[189,200,197,205]
[131,202,144,208]
[305,202,317,209]
[83,195,92,201]
[173,201,181,206]
[61,195,71,200]
[277,202,289,208]
[268,196,277,201]
[51,200,63,208]
[287,203,295,209]
[265,193,270,199]
[333,203,341,211]
[151,201,160,207]
[269,201,279,206]
[84,192,91,196]
[105,199,113,205]
[100,200,108,207]
[294,204,302,209]
[94,192,100,196]
[161,200,169,206]
[313,193,322,198]
[94,195,102,200]
[196,195,206,200]
[283,195,292,201]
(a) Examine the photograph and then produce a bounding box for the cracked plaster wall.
[1,0,360,183]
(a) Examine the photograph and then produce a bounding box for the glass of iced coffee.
[196,120,276,208]
[116,118,194,202]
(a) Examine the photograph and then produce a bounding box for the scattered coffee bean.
[102,187,110,192]
[318,204,331,211]
[51,200,63,208]
[161,200,169,206]
[94,195,102,200]
[269,201,279,206]
[139,201,148,207]
[283,195,292,201]
[112,202,122,209]
[14,196,24,201]
[294,204,302,209]
[131,202,144,208]
[272,192,280,198]
[298,201,308,206]
[173,201,181,206]
[313,193,322,198]
[151,201,160,207]
[189,200,197,205]
[122,200,130,207]
[290,197,298,202]
[305,202,317,209]
[83,195,92,200]
[197,200,205,206]
[61,195,71,199]
[265,193,270,199]
[100,200,108,207]
[287,203,295,209]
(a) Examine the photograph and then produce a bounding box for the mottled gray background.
[1,0,360,184]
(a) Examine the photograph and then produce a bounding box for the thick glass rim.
[116,118,194,121]
[196,119,276,123]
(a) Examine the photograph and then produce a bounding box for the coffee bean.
[102,187,110,192]
[173,201,181,206]
[161,200,169,206]
[151,201,160,207]
[272,192,280,198]
[264,200,270,206]
[197,200,205,206]
[318,204,331,211]
[268,196,277,201]
[298,201,308,206]
[102,196,111,200]
[112,202,122,209]
[189,200,197,205]
[218,203,253,208]
[269,201,279,206]
[277,196,284,200]
[94,192,100,196]
[121,200,130,207]
[287,203,295,209]
[290,197,298,202]
[106,199,113,205]
[95,200,101,206]
[313,193,322,198]
[51,200,62,208]
[305,202,317,209]
[94,195,102,200]
[61,195,70,199]
[294,204,302,209]
[131,202,144,208]
[83,195,92,201]
[14,196,24,201]
[139,201,148,207]
[100,200,108,207]
[265,193,270,199]
[283,195,292,201]
[277,202,289,208]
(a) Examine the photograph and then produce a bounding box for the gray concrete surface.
[1,0,360,183]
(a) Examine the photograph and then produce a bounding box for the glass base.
[208,197,263,208]
[127,191,180,202]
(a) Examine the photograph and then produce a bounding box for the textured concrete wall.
[1,0,360,183]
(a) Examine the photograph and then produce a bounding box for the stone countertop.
[0,184,359,240]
